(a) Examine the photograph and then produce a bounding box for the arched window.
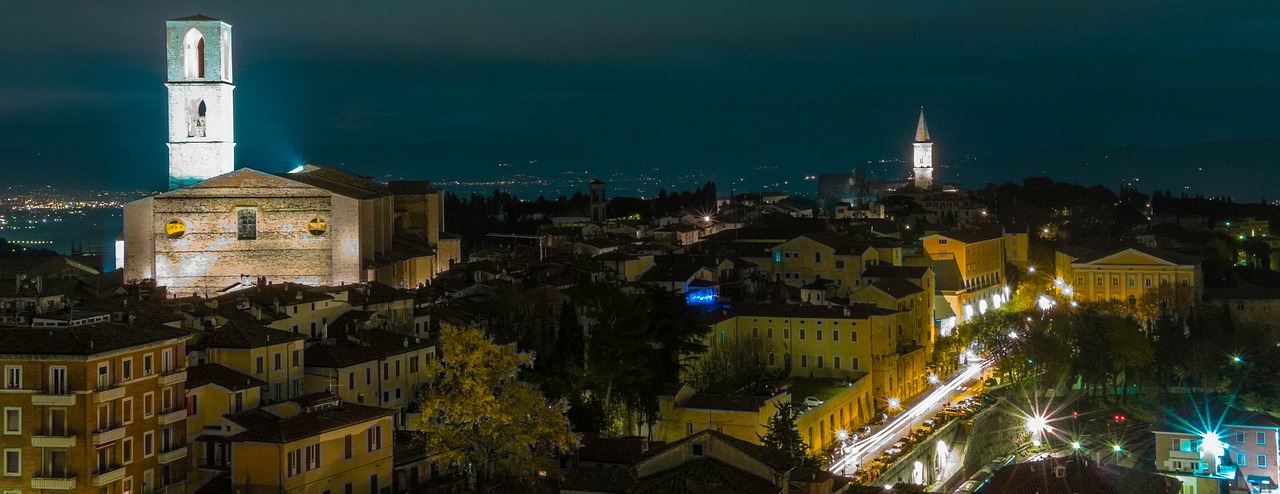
[183,29,205,78]
[189,100,207,138]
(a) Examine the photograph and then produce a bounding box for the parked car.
[923,418,937,428]
[858,426,873,436]
[803,396,823,407]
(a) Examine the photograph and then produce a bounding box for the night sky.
[3,2,1280,197]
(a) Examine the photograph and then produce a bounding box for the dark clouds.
[2,1,1279,195]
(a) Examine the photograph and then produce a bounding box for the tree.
[759,401,808,465]
[683,335,774,394]
[414,325,578,489]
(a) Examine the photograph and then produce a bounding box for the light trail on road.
[828,359,993,477]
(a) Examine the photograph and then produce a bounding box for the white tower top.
[165,15,235,190]
[912,107,934,189]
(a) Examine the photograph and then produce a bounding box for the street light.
[1071,441,1082,450]
[928,373,939,385]
[1112,444,1123,453]
[887,397,901,411]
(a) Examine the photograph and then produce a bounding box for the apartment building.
[0,323,193,494]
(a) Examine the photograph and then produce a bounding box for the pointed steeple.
[915,107,930,142]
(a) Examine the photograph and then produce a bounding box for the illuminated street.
[828,359,992,478]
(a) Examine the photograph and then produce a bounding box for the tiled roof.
[869,278,924,298]
[0,323,192,357]
[305,329,435,369]
[931,225,1004,244]
[576,435,657,466]
[561,466,634,493]
[194,323,307,350]
[186,363,265,392]
[980,458,1181,493]
[639,263,704,283]
[633,457,779,494]
[699,302,897,321]
[229,400,396,444]
[278,164,386,199]
[801,232,873,255]
[1056,245,1098,260]
[861,264,930,279]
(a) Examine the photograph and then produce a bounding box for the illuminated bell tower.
[589,179,607,222]
[165,15,235,190]
[912,107,934,189]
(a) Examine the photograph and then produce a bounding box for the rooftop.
[0,322,192,357]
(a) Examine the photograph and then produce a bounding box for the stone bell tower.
[165,15,235,190]
[911,107,934,190]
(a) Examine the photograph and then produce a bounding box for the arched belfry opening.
[189,100,207,137]
[183,28,205,78]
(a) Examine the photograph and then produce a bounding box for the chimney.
[403,338,409,348]
[1055,465,1066,478]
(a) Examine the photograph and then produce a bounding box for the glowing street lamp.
[1008,331,1018,339]
[1200,432,1225,459]
[1071,441,1082,450]
[928,373,940,385]
[1037,294,1055,311]
[1028,266,1037,274]
[887,397,902,410]
[1062,285,1074,297]
[1112,444,1123,453]
[1025,415,1049,435]
[1053,277,1065,288]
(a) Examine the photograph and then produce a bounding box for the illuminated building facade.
[166,16,235,191]
[912,108,934,190]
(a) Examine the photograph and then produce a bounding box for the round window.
[165,219,186,239]
[307,217,328,236]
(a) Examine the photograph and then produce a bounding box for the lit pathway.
[828,359,994,478]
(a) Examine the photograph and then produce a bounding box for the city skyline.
[3,2,1280,198]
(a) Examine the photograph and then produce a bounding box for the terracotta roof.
[194,323,307,350]
[800,232,873,255]
[930,225,1004,244]
[305,329,435,369]
[186,363,265,392]
[861,264,930,279]
[0,323,192,357]
[980,458,1181,494]
[229,400,396,444]
[277,164,386,199]
[869,278,925,298]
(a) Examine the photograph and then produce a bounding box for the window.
[817,356,824,368]
[832,330,839,341]
[409,356,419,373]
[1112,276,1119,286]
[344,483,354,494]
[395,360,401,377]
[382,363,389,380]
[187,395,198,416]
[834,356,841,369]
[783,328,790,339]
[800,355,808,368]
[1144,278,1152,288]
[1126,275,1136,288]
[814,252,822,263]
[143,392,154,418]
[345,434,354,460]
[851,331,858,342]
[287,449,302,477]
[816,330,823,341]
[1259,455,1268,468]
[3,366,18,389]
[236,209,258,240]
[293,350,300,367]
[1237,453,1246,466]
[3,449,19,476]
[367,425,383,452]
[769,353,775,366]
[1238,432,1246,443]
[799,329,806,340]
[2,408,18,435]
[97,363,111,390]
[692,443,705,456]
[1259,432,1266,445]
[370,474,379,494]
[752,327,759,338]
[366,368,372,385]
[123,398,134,424]
[305,443,321,471]
[123,437,134,464]
[836,260,845,269]
[122,358,133,381]
[767,328,774,338]
[144,354,154,376]
[939,239,948,244]
[348,372,355,390]
[143,431,155,457]
[274,353,282,371]
[255,356,264,375]
[851,357,859,370]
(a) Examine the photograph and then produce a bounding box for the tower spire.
[915,107,930,142]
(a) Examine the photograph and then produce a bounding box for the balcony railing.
[30,473,77,490]
[31,429,77,448]
[94,384,125,402]
[91,424,125,445]
[158,445,188,464]
[158,407,187,425]
[158,369,188,387]
[32,391,76,406]
[91,465,126,486]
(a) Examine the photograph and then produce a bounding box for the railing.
[32,390,76,406]
[30,473,77,490]
[158,407,187,425]
[91,423,125,445]
[91,464,126,486]
[31,429,77,448]
[158,369,188,387]
[94,384,125,402]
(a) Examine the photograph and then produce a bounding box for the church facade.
[123,16,458,295]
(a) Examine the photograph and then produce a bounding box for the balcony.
[91,465,126,486]
[158,408,187,426]
[93,384,125,402]
[1167,449,1201,461]
[32,392,76,406]
[30,474,77,490]
[158,369,187,387]
[158,445,188,464]
[31,430,77,448]
[91,424,125,445]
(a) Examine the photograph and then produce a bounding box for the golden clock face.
[307,217,328,236]
[165,219,186,239]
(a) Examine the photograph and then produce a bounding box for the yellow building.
[302,328,437,428]
[189,324,309,404]
[919,226,1014,324]
[765,233,898,294]
[225,392,396,494]
[1059,246,1201,304]
[700,303,917,417]
[213,283,352,338]
[184,363,265,490]
[0,323,194,494]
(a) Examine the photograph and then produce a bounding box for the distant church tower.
[166,15,235,190]
[911,107,934,189]
[589,180,607,222]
